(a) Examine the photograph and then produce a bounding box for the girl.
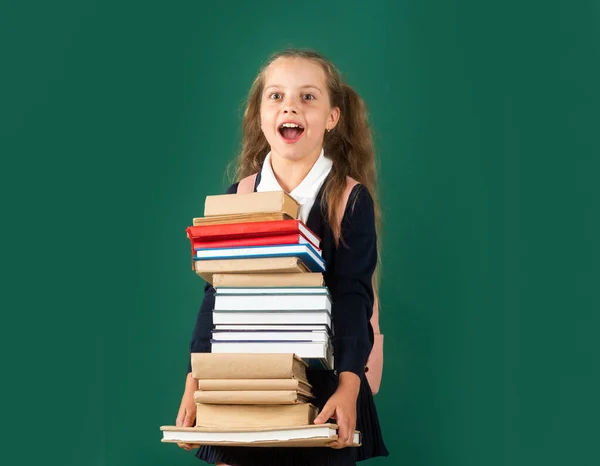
[176,49,389,466]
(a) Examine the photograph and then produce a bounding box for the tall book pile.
[185,190,333,370]
[160,190,361,447]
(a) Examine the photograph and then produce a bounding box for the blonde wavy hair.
[229,48,382,288]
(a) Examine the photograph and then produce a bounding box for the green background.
[2,1,598,465]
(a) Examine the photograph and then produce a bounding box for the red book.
[186,220,321,249]
[192,234,321,251]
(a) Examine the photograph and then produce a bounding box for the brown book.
[204,191,299,218]
[195,403,318,429]
[213,272,324,288]
[197,378,312,392]
[194,257,310,284]
[191,353,308,381]
[194,389,313,405]
[193,212,292,226]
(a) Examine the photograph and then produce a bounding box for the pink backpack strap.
[237,173,258,194]
[337,176,384,395]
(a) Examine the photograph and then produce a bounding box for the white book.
[160,424,361,447]
[210,341,333,369]
[211,330,330,342]
[214,294,332,312]
[212,311,332,327]
[215,324,330,332]
[216,286,329,295]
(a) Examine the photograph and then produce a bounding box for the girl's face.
[260,57,340,163]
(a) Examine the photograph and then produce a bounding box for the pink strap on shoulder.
[237,173,257,194]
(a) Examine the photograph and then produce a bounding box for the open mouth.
[278,122,305,142]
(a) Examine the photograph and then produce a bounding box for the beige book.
[193,212,292,226]
[195,257,309,284]
[191,353,307,381]
[197,378,312,392]
[195,402,318,429]
[213,272,324,288]
[204,191,299,218]
[194,389,314,405]
[160,423,362,447]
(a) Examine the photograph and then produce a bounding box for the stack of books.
[160,190,362,447]
[185,190,334,370]
[192,353,316,428]
[160,353,361,446]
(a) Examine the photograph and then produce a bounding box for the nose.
[282,95,298,114]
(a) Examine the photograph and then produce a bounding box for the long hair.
[230,49,382,291]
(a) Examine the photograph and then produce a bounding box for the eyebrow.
[264,84,322,93]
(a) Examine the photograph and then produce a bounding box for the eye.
[302,94,316,101]
[269,92,283,100]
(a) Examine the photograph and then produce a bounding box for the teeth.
[281,123,302,128]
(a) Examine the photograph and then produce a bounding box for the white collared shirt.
[257,148,333,223]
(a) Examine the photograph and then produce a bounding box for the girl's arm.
[330,185,377,378]
[314,185,377,447]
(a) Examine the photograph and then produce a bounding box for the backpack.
[237,174,384,395]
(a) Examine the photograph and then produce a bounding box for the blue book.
[194,243,325,272]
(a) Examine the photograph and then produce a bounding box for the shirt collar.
[257,148,333,200]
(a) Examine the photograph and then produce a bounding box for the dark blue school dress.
[187,173,389,465]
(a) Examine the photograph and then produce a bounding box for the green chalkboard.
[2,1,598,465]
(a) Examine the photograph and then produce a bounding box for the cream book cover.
[160,424,361,447]
[195,403,318,429]
[194,389,313,405]
[191,353,308,381]
[204,191,299,218]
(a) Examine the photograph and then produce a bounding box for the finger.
[183,411,196,427]
[313,403,336,424]
[176,407,185,427]
[336,417,349,446]
[328,440,344,449]
[337,417,355,447]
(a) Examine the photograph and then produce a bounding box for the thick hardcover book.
[194,244,325,273]
[214,293,332,312]
[194,257,310,284]
[160,423,362,447]
[192,234,320,251]
[196,378,312,392]
[210,341,333,370]
[211,330,330,343]
[191,353,308,381]
[204,191,299,218]
[195,403,318,429]
[212,310,332,328]
[212,273,324,288]
[214,324,332,335]
[193,212,292,226]
[186,219,320,248]
[194,389,314,404]
[215,286,328,295]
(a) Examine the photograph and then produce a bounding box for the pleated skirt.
[194,369,389,466]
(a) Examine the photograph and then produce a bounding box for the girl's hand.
[313,372,361,449]
[176,373,199,451]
